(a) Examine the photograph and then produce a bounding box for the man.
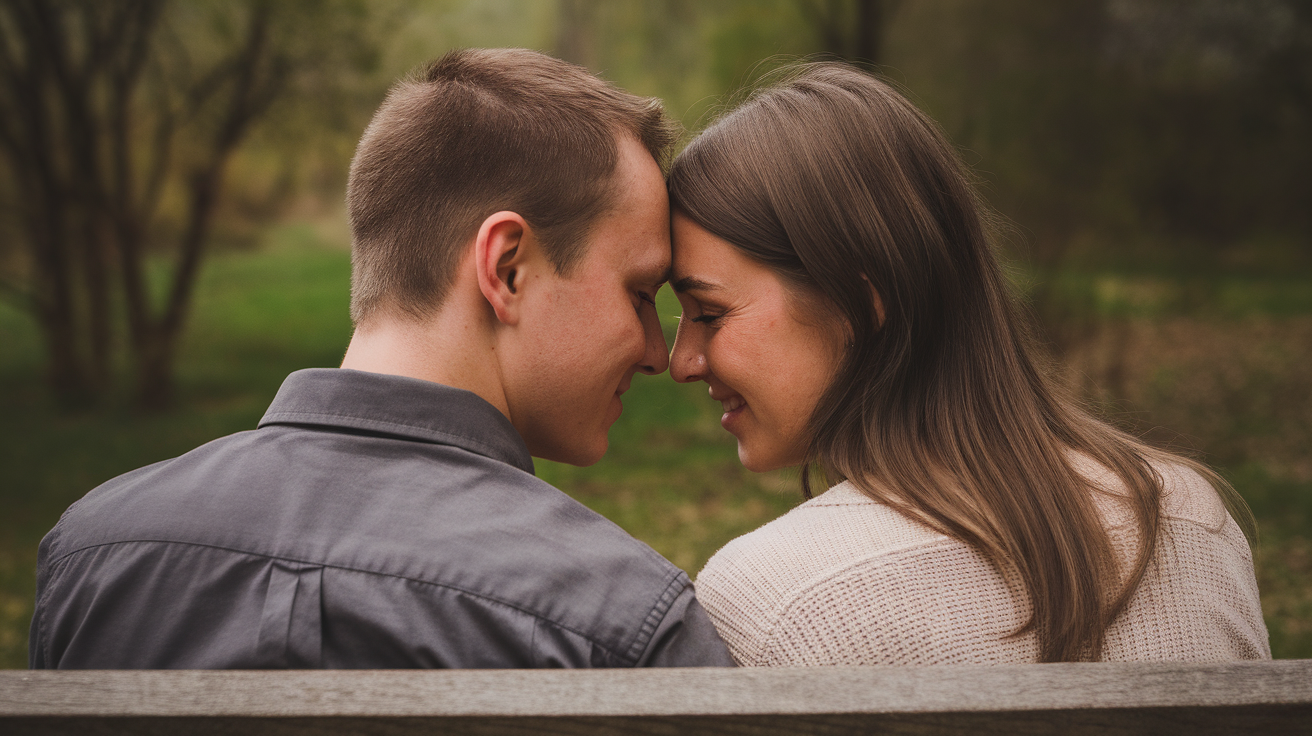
[30,49,734,669]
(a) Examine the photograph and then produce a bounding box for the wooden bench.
[3,660,1310,734]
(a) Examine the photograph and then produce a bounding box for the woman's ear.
[475,211,530,325]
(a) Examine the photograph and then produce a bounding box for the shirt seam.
[260,410,527,470]
[46,538,632,663]
[33,549,67,668]
[623,567,688,664]
[33,518,73,668]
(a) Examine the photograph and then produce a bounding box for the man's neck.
[340,310,510,419]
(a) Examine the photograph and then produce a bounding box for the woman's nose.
[669,323,707,383]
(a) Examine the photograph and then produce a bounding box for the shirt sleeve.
[635,583,737,667]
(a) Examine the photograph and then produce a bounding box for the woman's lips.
[720,395,746,427]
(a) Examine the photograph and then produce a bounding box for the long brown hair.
[668,63,1254,662]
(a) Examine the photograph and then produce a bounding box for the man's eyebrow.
[635,261,671,286]
[672,276,720,293]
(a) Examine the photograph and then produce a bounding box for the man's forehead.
[579,225,669,284]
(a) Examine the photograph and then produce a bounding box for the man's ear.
[475,211,530,325]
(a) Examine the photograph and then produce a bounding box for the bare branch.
[163,1,278,336]
[108,1,163,224]
[0,0,336,404]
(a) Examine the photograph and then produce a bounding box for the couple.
[31,49,1268,669]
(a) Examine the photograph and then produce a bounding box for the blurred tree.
[804,0,890,67]
[894,0,1312,268]
[885,0,1312,378]
[1103,0,1312,248]
[0,0,375,409]
[556,0,598,69]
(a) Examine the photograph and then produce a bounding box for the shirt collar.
[258,368,534,474]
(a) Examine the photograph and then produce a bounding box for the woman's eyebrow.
[672,276,720,293]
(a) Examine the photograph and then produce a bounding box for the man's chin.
[534,436,608,467]
[607,393,625,425]
[578,433,610,466]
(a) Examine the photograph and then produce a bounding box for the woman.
[668,63,1269,665]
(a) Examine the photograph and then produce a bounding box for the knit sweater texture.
[695,461,1270,665]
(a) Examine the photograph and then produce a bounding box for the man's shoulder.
[42,418,689,660]
[49,418,679,578]
[43,427,259,556]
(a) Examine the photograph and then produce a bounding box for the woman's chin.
[736,443,782,474]
[736,435,809,474]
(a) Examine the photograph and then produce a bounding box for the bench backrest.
[4,660,1310,734]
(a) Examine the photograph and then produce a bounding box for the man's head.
[347,48,676,323]
[344,49,676,466]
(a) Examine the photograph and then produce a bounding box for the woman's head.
[669,63,1017,485]
[668,63,1253,663]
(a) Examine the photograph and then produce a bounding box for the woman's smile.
[714,390,746,425]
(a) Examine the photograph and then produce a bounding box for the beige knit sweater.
[695,462,1270,665]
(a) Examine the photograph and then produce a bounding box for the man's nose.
[637,305,670,376]
[668,321,705,383]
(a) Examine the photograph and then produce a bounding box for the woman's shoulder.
[701,480,947,579]
[1072,454,1231,532]
[692,481,964,663]
[695,481,1032,665]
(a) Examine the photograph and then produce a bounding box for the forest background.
[1,0,1309,667]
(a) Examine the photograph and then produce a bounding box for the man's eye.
[690,314,722,325]
[637,291,657,306]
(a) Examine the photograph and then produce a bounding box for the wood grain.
[3,661,1310,735]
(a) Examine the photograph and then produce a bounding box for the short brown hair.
[347,48,678,324]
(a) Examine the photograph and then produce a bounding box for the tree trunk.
[134,326,177,411]
[131,166,223,411]
[556,0,597,69]
[79,214,114,393]
[854,0,884,66]
[36,304,91,406]
[31,185,93,404]
[809,0,887,68]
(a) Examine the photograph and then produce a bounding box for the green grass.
[1025,270,1312,320]
[1,226,1308,666]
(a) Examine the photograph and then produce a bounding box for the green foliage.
[889,0,1312,264]
[2,229,1311,666]
[4,0,1311,668]
[216,0,1312,268]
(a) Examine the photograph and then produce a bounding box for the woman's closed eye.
[689,312,722,325]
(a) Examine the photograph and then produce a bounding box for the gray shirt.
[30,368,734,669]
